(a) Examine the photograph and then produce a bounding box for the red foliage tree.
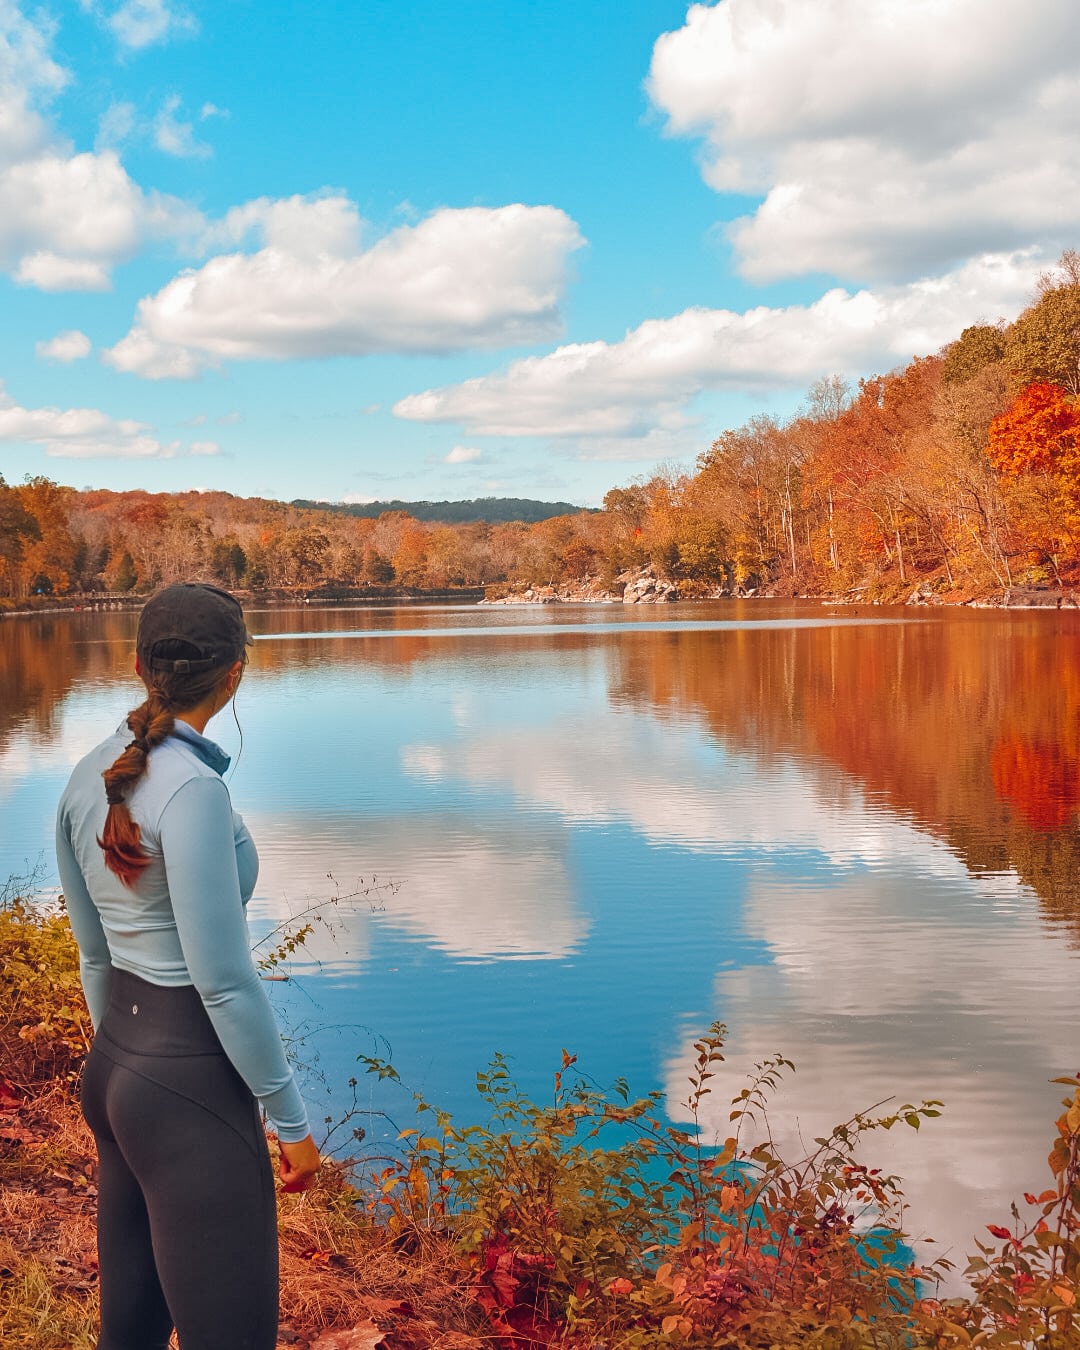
[987,382,1080,570]
[987,381,1080,479]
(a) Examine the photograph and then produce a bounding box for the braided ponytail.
[98,689,178,885]
[99,659,237,886]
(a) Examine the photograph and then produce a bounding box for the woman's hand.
[278,1134,321,1193]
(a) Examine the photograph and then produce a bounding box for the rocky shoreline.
[5,573,1079,619]
[481,566,1080,609]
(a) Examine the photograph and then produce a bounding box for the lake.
[4,599,1080,1284]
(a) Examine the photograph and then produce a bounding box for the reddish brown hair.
[99,659,239,886]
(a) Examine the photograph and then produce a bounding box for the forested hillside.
[3,252,1079,606]
[288,497,588,524]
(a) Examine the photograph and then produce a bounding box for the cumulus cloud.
[15,250,111,291]
[0,1,65,103]
[153,94,211,159]
[0,6,202,289]
[445,445,483,464]
[647,0,1080,282]
[189,439,220,455]
[104,198,585,378]
[35,329,92,362]
[394,250,1041,439]
[0,380,177,458]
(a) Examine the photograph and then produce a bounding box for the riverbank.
[3,890,1078,1349]
[481,565,1080,609]
[0,586,486,619]
[6,572,1080,620]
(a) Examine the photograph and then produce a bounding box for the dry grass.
[0,1088,100,1350]
[0,895,494,1349]
[0,1090,491,1350]
[275,1156,485,1345]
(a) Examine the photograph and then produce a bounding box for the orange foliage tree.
[987,381,1080,575]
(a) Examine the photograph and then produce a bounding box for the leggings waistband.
[100,968,225,1057]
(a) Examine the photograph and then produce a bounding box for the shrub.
[0,878,90,1092]
[359,1025,949,1346]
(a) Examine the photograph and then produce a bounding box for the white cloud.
[445,445,483,464]
[15,250,111,290]
[153,94,211,159]
[394,250,1041,439]
[0,380,178,458]
[35,329,92,362]
[200,192,362,256]
[0,8,203,289]
[189,439,220,456]
[104,0,197,50]
[103,199,585,378]
[94,100,136,152]
[647,0,1080,282]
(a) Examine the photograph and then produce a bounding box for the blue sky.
[1,0,1077,506]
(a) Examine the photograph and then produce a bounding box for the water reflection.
[664,863,1078,1278]
[245,811,586,964]
[4,601,1080,1285]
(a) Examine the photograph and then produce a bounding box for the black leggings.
[81,969,278,1350]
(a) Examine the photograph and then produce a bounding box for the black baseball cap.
[137,583,251,674]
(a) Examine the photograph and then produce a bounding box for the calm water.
[4,599,1080,1281]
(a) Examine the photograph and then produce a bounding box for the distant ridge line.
[289,496,591,524]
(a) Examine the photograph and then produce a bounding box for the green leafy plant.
[639,1024,947,1348]
[361,1048,671,1338]
[0,876,91,1091]
[357,1025,950,1346]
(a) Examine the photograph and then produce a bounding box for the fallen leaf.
[310,1321,386,1350]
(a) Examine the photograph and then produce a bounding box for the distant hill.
[290,496,590,524]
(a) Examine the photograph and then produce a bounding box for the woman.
[56,582,320,1350]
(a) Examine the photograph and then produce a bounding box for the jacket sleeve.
[55,805,112,1030]
[158,775,311,1142]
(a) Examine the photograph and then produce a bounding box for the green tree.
[942,323,1007,384]
[1006,278,1080,395]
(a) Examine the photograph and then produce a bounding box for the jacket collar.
[168,720,232,776]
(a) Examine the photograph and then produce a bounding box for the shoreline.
[4,580,1079,620]
[0,586,486,620]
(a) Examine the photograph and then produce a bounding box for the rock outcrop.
[481,566,680,605]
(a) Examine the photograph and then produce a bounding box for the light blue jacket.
[56,720,310,1142]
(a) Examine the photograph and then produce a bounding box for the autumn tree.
[930,364,1013,587]
[0,475,42,598]
[987,381,1080,578]
[1005,255,1080,395]
[942,324,1006,385]
[12,478,80,595]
